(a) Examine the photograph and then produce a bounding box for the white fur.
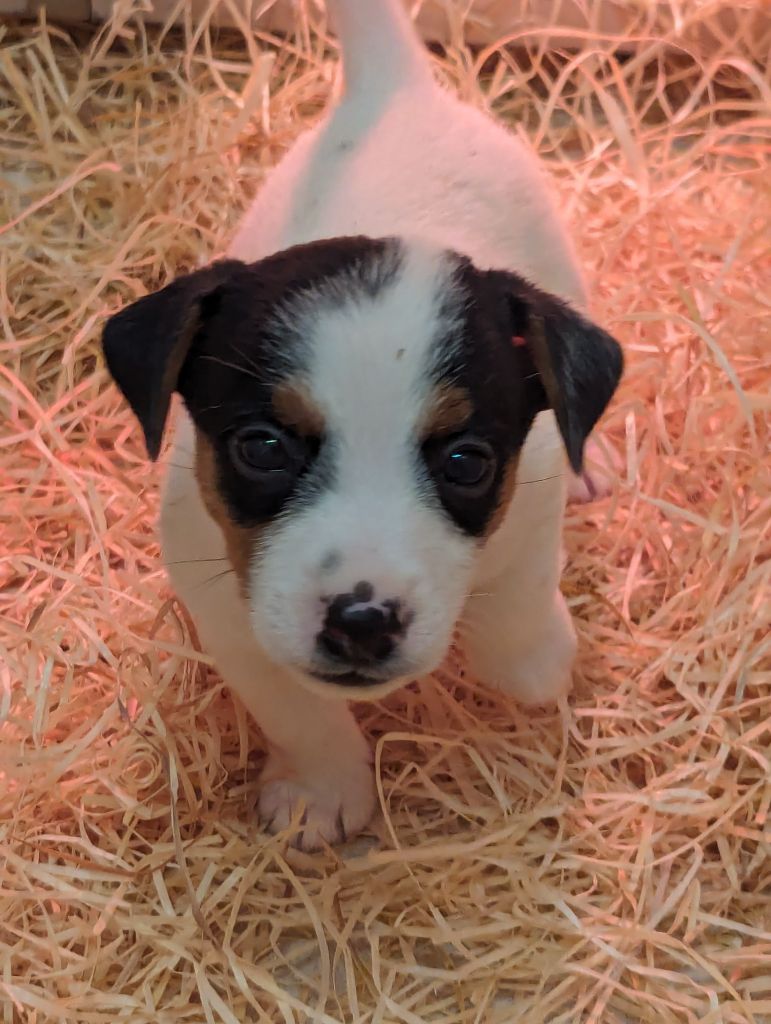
[161,0,599,848]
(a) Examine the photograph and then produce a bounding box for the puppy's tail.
[326,0,433,96]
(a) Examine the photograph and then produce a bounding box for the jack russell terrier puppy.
[103,0,623,849]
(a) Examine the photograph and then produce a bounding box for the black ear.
[101,260,243,459]
[506,277,623,473]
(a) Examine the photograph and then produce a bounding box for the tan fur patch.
[419,384,472,439]
[272,380,325,436]
[194,429,261,597]
[485,455,520,538]
[528,314,560,413]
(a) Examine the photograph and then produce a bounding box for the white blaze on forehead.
[298,241,460,490]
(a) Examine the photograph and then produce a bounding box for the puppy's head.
[103,237,622,698]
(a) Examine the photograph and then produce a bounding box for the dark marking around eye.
[419,256,548,537]
[483,456,520,538]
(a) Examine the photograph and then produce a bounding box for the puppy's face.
[103,237,622,698]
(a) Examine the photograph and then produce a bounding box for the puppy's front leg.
[161,447,376,850]
[464,582,576,705]
[205,632,376,849]
[463,507,577,706]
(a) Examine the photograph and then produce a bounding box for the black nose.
[317,586,406,666]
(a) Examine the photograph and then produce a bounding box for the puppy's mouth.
[309,668,389,688]
[289,656,427,700]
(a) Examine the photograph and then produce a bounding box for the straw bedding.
[1,2,769,1021]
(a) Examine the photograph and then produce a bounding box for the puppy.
[102,0,622,849]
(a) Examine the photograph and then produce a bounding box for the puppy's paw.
[467,598,577,706]
[258,747,376,851]
[567,434,622,504]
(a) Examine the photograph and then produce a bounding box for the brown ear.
[101,261,243,459]
[505,277,623,472]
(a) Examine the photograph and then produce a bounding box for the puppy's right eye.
[434,436,497,497]
[229,424,308,486]
[442,442,494,489]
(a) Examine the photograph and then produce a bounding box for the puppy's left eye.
[229,424,307,484]
[440,439,496,492]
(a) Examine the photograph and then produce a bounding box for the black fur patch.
[422,258,622,536]
[182,238,401,526]
[103,236,402,526]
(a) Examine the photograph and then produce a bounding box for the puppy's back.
[231,0,584,306]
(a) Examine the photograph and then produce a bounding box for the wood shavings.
[1,1,769,1021]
